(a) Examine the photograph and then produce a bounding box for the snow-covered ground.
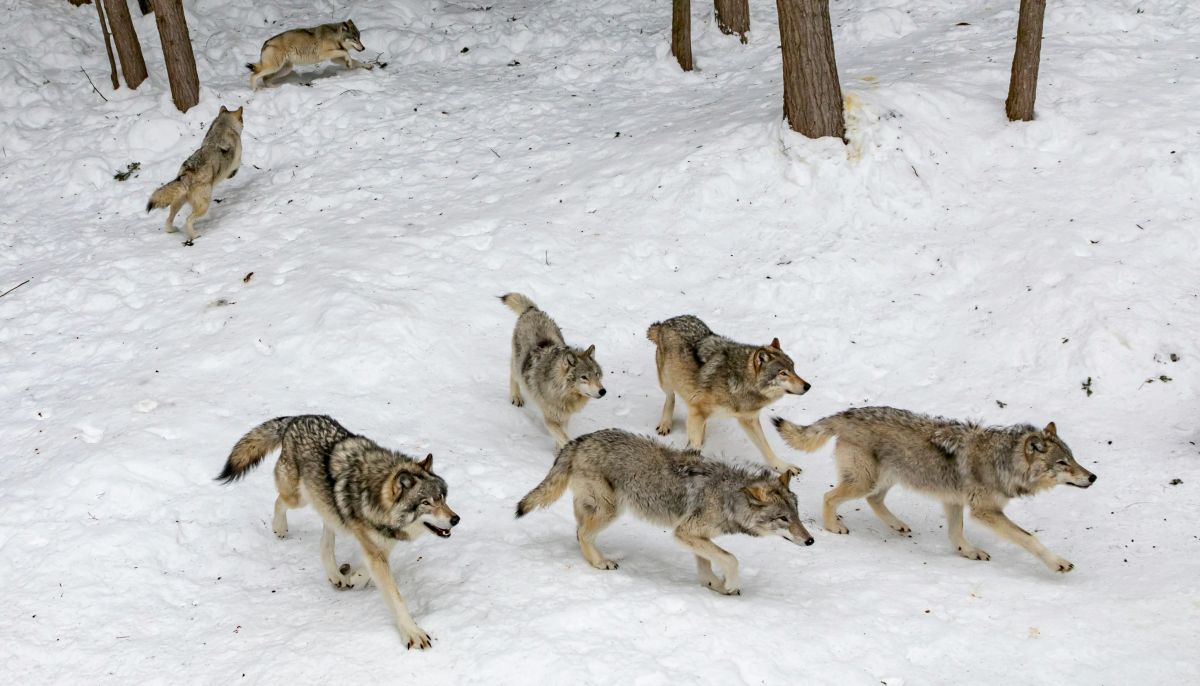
[2,0,1198,682]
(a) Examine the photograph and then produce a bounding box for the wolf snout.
[801,382,812,394]
[804,537,815,546]
[598,388,607,398]
[1088,474,1097,483]
[450,514,461,526]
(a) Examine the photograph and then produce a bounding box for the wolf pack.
[159,20,1099,652]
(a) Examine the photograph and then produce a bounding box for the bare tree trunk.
[715,0,750,44]
[671,0,693,72]
[776,0,844,139]
[93,0,120,89]
[150,0,199,112]
[104,0,148,89]
[138,0,152,14]
[1006,0,1046,121]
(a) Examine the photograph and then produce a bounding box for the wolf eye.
[1055,460,1068,466]
[775,516,788,523]
[421,499,432,507]
[580,375,588,381]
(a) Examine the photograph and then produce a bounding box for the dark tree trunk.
[150,0,199,112]
[671,0,693,72]
[93,0,120,89]
[104,0,148,89]
[138,0,152,14]
[776,0,844,139]
[715,0,750,44]
[1006,0,1046,121]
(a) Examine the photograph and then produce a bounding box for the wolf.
[217,415,459,649]
[501,293,605,449]
[516,429,813,595]
[146,105,243,245]
[247,20,372,89]
[647,315,810,475]
[773,407,1096,573]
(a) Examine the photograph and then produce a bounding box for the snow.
[2,0,1198,682]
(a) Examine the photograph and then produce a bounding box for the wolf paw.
[273,528,287,539]
[402,626,432,650]
[1048,558,1074,573]
[704,580,740,596]
[825,520,849,535]
[890,523,912,536]
[590,559,619,571]
[656,422,672,436]
[957,546,990,561]
[511,395,524,407]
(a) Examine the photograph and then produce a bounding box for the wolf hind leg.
[823,443,876,534]
[164,197,185,233]
[656,390,676,436]
[182,187,211,244]
[573,482,619,570]
[866,486,911,535]
[272,456,301,538]
[509,357,524,407]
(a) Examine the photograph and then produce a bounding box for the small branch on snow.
[489,147,501,159]
[81,68,109,102]
[0,279,31,299]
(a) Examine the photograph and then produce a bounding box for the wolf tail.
[216,417,291,484]
[500,292,538,316]
[147,178,187,213]
[245,62,257,72]
[515,446,573,517]
[771,416,835,452]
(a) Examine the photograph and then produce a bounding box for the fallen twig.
[81,67,109,102]
[0,279,31,299]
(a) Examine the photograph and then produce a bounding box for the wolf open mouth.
[424,522,451,538]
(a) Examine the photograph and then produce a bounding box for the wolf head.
[563,345,606,399]
[339,19,364,52]
[1022,422,1095,491]
[737,471,814,546]
[749,338,810,398]
[378,454,460,539]
[218,105,244,130]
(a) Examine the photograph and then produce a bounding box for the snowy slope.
[1,0,1198,682]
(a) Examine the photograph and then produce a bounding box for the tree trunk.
[1005,0,1046,122]
[671,0,693,72]
[138,0,152,14]
[150,0,199,113]
[93,0,120,89]
[104,0,148,89]
[776,0,844,140]
[715,0,750,44]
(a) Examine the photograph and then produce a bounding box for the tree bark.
[671,0,693,72]
[151,0,199,113]
[93,0,120,89]
[138,0,152,14]
[104,0,148,89]
[715,0,750,44]
[776,0,844,140]
[1005,0,1046,121]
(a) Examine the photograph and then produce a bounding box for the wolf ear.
[419,454,433,472]
[220,105,228,113]
[583,344,595,358]
[394,471,416,494]
[1044,421,1057,437]
[1026,434,1047,455]
[778,471,792,489]
[563,352,577,368]
[743,485,769,504]
[769,337,781,350]
[753,349,771,370]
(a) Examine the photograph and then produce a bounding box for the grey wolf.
[247,21,371,89]
[501,293,605,449]
[217,415,459,649]
[647,315,810,475]
[773,407,1096,573]
[146,105,243,245]
[516,428,813,595]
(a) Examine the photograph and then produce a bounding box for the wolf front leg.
[971,507,1072,572]
[353,533,432,649]
[675,532,740,595]
[684,406,708,449]
[544,415,571,449]
[737,415,801,476]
